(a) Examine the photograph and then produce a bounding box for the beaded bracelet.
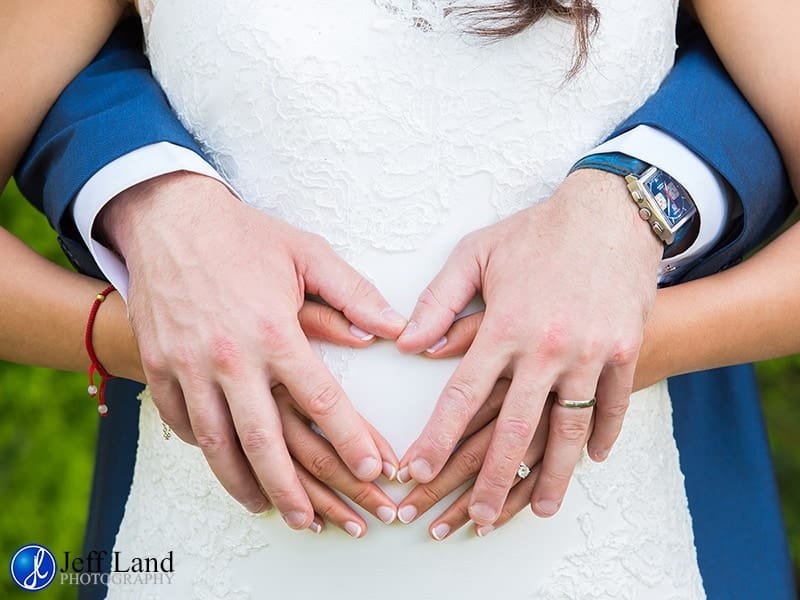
[85,285,117,416]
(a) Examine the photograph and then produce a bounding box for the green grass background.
[1,179,798,598]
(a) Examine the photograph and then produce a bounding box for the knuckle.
[553,415,589,442]
[255,317,293,351]
[239,427,275,454]
[263,485,297,507]
[305,382,342,418]
[351,486,373,507]
[482,469,510,492]
[609,338,642,366]
[537,322,571,359]
[208,336,241,375]
[420,485,443,505]
[140,349,168,378]
[442,381,477,415]
[455,448,485,478]
[496,417,534,443]
[540,469,571,488]
[309,452,339,481]
[599,399,630,419]
[195,430,231,455]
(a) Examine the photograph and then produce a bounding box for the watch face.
[644,171,696,229]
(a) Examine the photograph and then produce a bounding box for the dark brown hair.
[454,1,599,76]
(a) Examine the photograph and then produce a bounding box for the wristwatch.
[570,152,699,258]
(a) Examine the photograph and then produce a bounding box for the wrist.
[563,169,664,265]
[95,171,237,258]
[92,291,145,383]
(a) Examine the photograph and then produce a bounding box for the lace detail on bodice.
[137,0,678,261]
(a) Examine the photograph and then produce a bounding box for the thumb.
[424,311,485,359]
[396,244,481,354]
[298,302,378,348]
[301,240,407,339]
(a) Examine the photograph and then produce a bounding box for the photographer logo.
[10,544,57,591]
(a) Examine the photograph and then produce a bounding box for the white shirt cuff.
[71,142,229,301]
[586,125,731,280]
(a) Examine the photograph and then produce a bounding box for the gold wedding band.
[557,397,597,409]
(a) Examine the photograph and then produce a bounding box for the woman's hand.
[397,170,662,526]
[273,385,399,537]
[397,392,589,540]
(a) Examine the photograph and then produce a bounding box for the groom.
[17,10,796,600]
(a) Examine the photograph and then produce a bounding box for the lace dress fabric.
[109,1,704,598]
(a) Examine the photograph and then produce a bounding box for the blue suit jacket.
[16,15,797,600]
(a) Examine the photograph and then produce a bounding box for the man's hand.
[98,172,407,530]
[396,169,663,525]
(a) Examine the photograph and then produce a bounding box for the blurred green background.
[1,178,799,598]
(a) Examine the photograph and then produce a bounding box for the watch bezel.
[626,167,697,245]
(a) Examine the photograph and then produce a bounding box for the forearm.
[0,0,125,186]
[636,221,800,389]
[0,229,142,381]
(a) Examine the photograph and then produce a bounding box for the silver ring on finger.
[556,397,597,410]
[517,462,532,479]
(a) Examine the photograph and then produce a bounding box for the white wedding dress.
[110,1,705,598]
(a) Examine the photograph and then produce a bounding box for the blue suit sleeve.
[15,17,204,276]
[611,17,796,283]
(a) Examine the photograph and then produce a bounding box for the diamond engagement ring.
[517,463,531,479]
[557,397,597,409]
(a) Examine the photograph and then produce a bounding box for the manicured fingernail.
[382,308,407,324]
[345,521,363,538]
[309,520,323,534]
[535,499,561,516]
[355,457,380,480]
[476,524,495,538]
[426,336,448,354]
[592,448,609,462]
[396,466,411,484]
[349,324,375,341]
[398,505,418,524]
[469,503,497,524]
[377,506,397,524]
[410,458,433,481]
[431,523,450,541]
[400,320,419,337]
[283,511,308,529]
[382,461,398,481]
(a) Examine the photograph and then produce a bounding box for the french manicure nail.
[400,320,419,337]
[383,461,398,481]
[476,525,495,538]
[398,505,418,524]
[469,503,497,524]
[410,458,433,481]
[309,521,323,534]
[377,506,397,524]
[535,499,561,516]
[345,521,363,538]
[355,457,380,480]
[426,336,448,354]
[349,324,375,341]
[382,308,407,324]
[283,511,308,529]
[431,523,450,541]
[396,466,411,484]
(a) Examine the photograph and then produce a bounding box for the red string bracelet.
[85,285,117,417]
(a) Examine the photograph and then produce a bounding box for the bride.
[2,0,798,599]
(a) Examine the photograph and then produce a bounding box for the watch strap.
[570,152,650,178]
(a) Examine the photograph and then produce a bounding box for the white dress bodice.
[109,2,704,598]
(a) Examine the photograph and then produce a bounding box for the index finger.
[400,330,507,484]
[276,340,382,482]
